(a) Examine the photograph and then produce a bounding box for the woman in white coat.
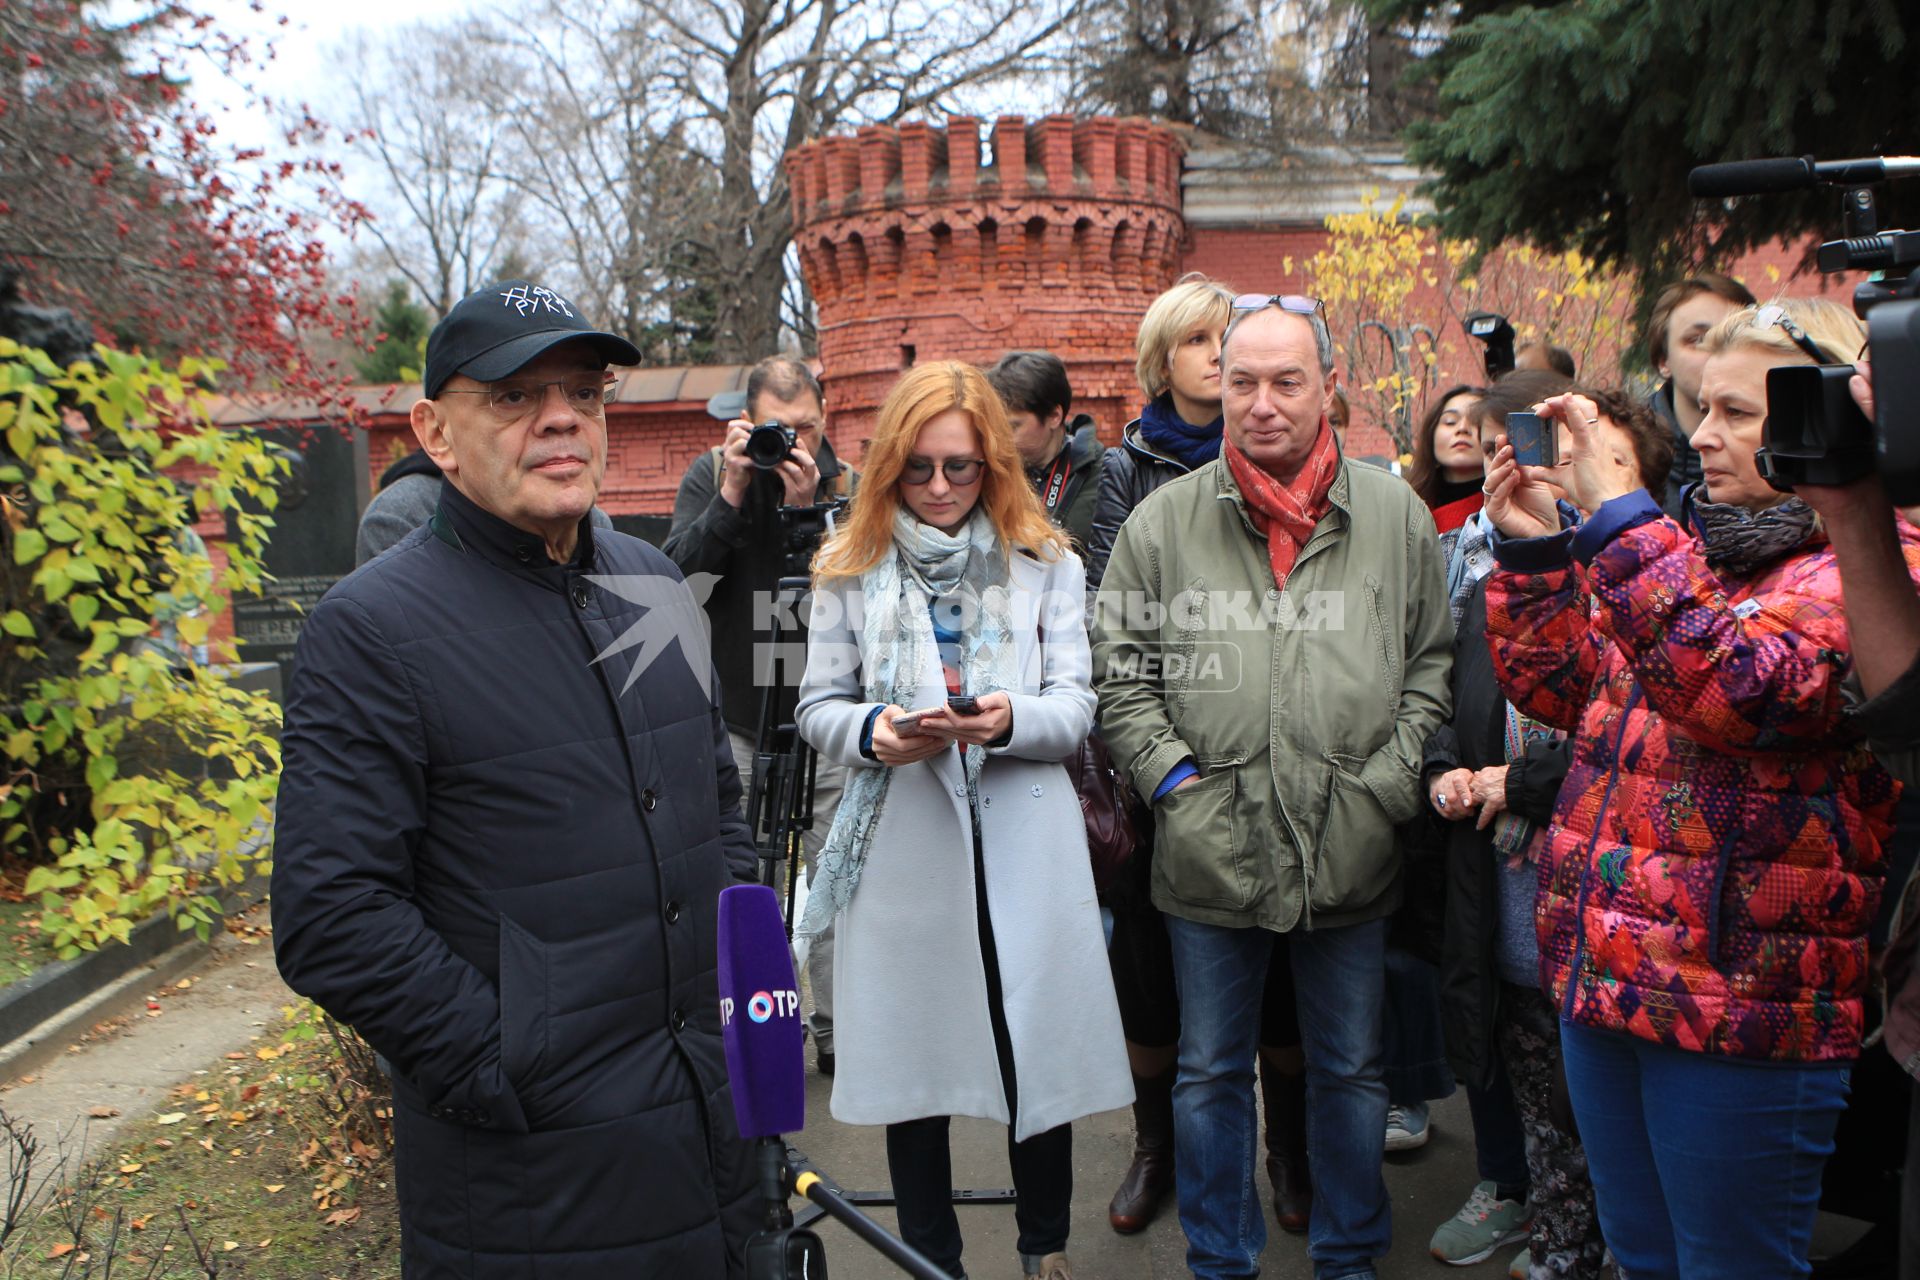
[797,361,1131,1280]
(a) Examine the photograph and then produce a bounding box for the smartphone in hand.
[1507,411,1559,468]
[945,695,981,717]
[889,705,945,736]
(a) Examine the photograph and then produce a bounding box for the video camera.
[1688,153,1920,501]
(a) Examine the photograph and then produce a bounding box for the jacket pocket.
[1310,764,1399,915]
[497,915,550,1091]
[1154,764,1249,909]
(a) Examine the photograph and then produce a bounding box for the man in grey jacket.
[1095,297,1452,1280]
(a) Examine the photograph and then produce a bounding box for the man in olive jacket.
[273,282,758,1278]
[1093,300,1452,1280]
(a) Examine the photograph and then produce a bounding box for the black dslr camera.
[1688,153,1920,501]
[747,421,799,470]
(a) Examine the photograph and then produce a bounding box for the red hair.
[813,361,1067,580]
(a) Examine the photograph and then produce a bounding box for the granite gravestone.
[228,424,369,678]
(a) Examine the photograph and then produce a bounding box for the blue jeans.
[1165,915,1391,1280]
[1559,1019,1851,1280]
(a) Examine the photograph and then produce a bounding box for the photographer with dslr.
[664,354,854,1072]
[1479,296,1899,1280]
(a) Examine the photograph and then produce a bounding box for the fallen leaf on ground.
[263,1184,284,1194]
[224,1052,246,1060]
[155,1113,186,1125]
[322,1207,361,1227]
[222,1240,238,1251]
[258,1238,272,1247]
[87,1106,119,1119]
[118,1163,141,1174]
[48,1243,74,1258]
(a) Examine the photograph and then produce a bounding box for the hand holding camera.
[719,418,823,510]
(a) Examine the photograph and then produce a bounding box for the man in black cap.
[272,280,759,1277]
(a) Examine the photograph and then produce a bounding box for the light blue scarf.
[798,508,1020,937]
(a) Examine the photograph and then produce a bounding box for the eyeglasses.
[1231,293,1326,318]
[1753,305,1839,366]
[899,457,986,486]
[441,375,617,423]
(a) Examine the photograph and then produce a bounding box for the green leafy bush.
[0,339,285,956]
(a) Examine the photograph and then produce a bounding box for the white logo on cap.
[498,284,576,319]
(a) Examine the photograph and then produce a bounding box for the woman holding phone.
[796,361,1130,1280]
[1480,298,1905,1278]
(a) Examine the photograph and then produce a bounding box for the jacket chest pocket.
[1154,760,1252,910]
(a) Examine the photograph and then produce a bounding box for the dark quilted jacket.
[1084,417,1190,593]
[1485,491,1907,1063]
[273,482,758,1278]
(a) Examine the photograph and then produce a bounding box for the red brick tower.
[786,115,1187,457]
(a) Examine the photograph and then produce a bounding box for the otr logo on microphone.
[720,989,800,1026]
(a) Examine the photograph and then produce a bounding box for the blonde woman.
[797,361,1130,1280]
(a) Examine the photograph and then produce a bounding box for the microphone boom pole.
[791,1170,953,1280]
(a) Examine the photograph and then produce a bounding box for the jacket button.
[571,582,591,608]
[981,796,992,807]
[514,545,532,563]
[642,788,657,811]
[671,1008,687,1032]
[473,1110,489,1125]
[428,1106,446,1120]
[954,785,967,797]
[1031,784,1044,797]
[665,899,681,925]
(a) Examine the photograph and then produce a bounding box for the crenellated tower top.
[787,115,1189,450]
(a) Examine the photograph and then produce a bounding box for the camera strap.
[1038,448,1073,518]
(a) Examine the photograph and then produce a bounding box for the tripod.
[742,562,1014,1238]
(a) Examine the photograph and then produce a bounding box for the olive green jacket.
[1092,455,1453,932]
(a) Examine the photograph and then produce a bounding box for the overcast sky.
[191,0,479,149]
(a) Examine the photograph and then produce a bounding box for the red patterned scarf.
[1223,421,1341,594]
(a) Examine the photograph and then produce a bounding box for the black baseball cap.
[423,280,642,398]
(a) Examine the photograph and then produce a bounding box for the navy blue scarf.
[1138,394,1224,470]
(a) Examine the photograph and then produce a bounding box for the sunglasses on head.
[1754,304,1841,365]
[1231,293,1326,318]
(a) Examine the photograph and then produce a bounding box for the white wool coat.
[796,546,1132,1141]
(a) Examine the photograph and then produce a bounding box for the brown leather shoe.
[1108,1069,1175,1234]
[1261,1064,1311,1234]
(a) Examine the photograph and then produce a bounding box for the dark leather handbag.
[1071,731,1139,897]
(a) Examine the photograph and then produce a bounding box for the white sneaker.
[1384,1102,1432,1152]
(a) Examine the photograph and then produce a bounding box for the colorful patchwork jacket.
[1486,489,1908,1063]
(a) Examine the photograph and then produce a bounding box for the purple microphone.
[717,884,806,1139]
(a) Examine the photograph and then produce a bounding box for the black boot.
[1109,1069,1175,1234]
[1261,1064,1311,1234]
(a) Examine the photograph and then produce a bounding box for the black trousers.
[885,825,1072,1276]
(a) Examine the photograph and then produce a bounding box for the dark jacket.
[1418,576,1571,1089]
[1084,418,1191,593]
[1648,382,1700,518]
[273,482,758,1278]
[661,437,851,733]
[1028,416,1105,552]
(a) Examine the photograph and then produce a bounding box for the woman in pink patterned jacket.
[1478,297,1920,1280]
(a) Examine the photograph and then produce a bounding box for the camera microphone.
[1689,155,1920,199]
